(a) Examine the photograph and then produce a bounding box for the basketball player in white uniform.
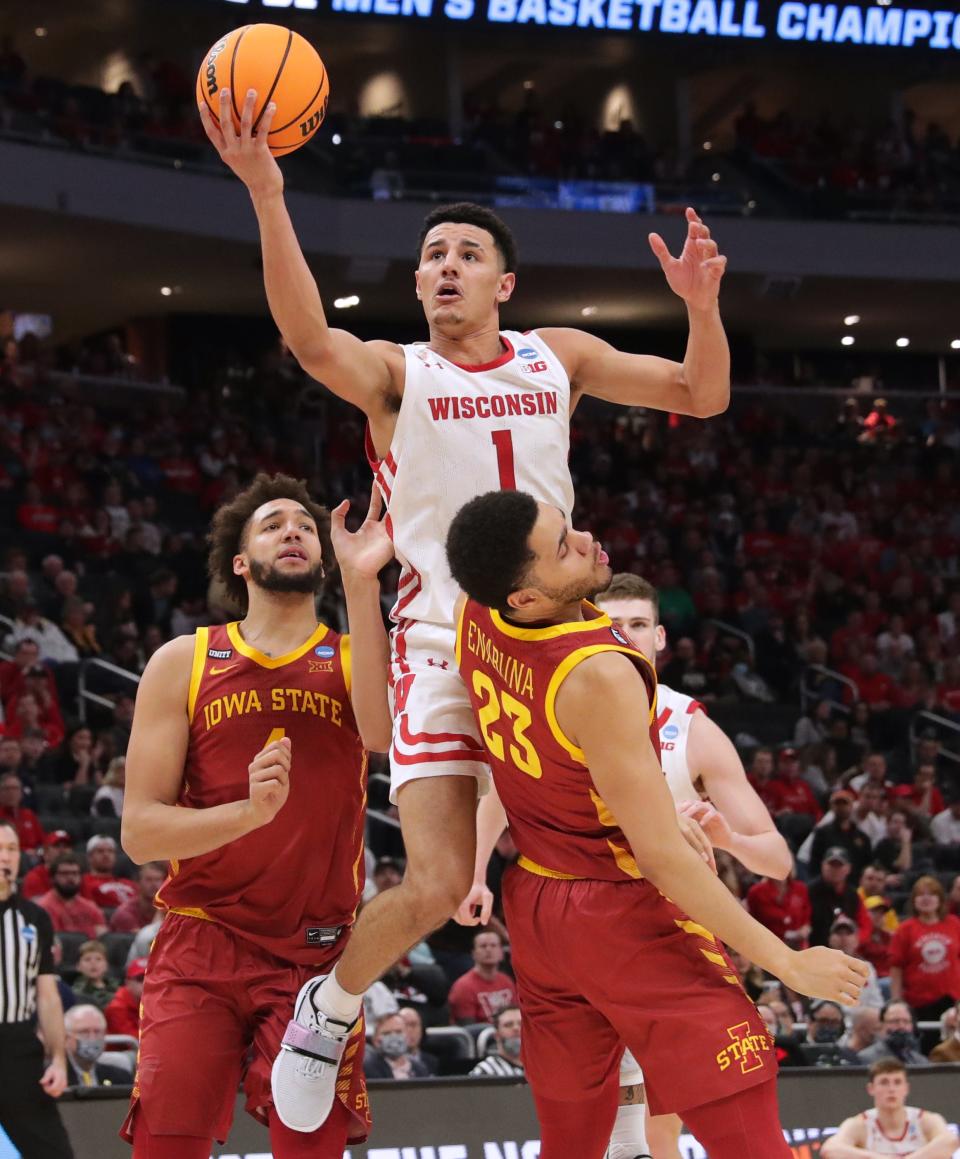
[200,86,732,1132]
[822,1059,957,1157]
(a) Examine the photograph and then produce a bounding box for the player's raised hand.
[678,799,734,854]
[454,881,494,926]
[247,736,292,826]
[780,946,870,1007]
[331,489,394,583]
[649,207,727,312]
[199,87,283,199]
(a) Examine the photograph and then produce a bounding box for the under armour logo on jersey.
[426,658,449,669]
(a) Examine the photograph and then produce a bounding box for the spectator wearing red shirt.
[746,747,779,813]
[0,771,44,854]
[0,638,48,708]
[105,958,147,1038]
[746,873,811,948]
[447,931,518,1026]
[37,854,107,938]
[859,896,894,979]
[108,861,167,933]
[81,835,136,910]
[849,652,896,710]
[21,829,74,899]
[907,764,946,819]
[889,876,960,1023]
[936,659,960,715]
[16,481,60,535]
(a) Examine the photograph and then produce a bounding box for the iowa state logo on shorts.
[715,1022,771,1074]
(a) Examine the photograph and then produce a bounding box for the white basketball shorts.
[388,620,492,804]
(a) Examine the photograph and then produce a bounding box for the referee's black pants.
[0,1023,74,1159]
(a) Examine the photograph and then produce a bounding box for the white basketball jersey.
[369,331,574,627]
[862,1108,926,1154]
[656,683,704,803]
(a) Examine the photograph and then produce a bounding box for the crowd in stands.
[3,34,959,217]
[0,317,959,1083]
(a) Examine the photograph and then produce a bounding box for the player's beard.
[248,557,325,596]
[537,563,614,607]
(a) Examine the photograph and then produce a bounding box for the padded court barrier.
[57,1067,960,1158]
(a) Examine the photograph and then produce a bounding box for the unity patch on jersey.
[207,648,233,660]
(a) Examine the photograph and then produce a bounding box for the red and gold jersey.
[156,622,367,966]
[456,599,659,882]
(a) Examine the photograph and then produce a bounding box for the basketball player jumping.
[201,86,732,1131]
[445,489,868,1159]
[821,1058,957,1157]
[119,474,393,1157]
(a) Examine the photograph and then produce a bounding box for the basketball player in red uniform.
[444,490,869,1159]
[119,473,393,1158]
[201,88,732,1131]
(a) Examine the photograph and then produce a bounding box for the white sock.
[316,966,363,1024]
[608,1100,650,1158]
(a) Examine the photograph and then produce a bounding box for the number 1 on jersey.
[491,429,516,490]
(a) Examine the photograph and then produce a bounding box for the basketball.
[196,24,329,157]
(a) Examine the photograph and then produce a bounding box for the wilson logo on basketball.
[204,37,229,97]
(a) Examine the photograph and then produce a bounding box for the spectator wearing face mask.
[363,1012,431,1080]
[857,1001,931,1067]
[64,1004,129,1089]
[399,1007,438,1076]
[929,1001,960,1063]
[470,1006,524,1077]
[804,999,860,1064]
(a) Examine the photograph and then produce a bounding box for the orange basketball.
[197,24,329,157]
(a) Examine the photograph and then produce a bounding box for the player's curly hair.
[418,202,518,273]
[207,473,330,613]
[446,490,538,613]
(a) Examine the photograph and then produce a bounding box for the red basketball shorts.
[503,867,777,1118]
[119,913,370,1144]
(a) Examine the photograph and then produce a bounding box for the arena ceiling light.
[334,295,360,309]
[581,306,598,317]
[34,27,47,37]
[841,336,855,347]
[843,314,860,326]
[896,337,910,348]
[331,133,342,145]
[951,340,960,350]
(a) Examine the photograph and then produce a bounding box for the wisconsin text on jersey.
[427,390,559,421]
[201,687,346,730]
[464,618,535,699]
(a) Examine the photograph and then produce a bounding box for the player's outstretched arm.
[683,712,793,880]
[331,491,393,752]
[122,637,290,863]
[199,88,399,417]
[558,652,869,1007]
[539,211,729,418]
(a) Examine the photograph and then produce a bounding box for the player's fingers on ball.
[219,89,236,142]
[259,101,277,137]
[198,104,224,150]
[240,88,255,137]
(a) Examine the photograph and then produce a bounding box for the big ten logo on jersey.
[715,1021,770,1074]
[661,723,679,752]
[517,343,548,375]
[201,686,345,731]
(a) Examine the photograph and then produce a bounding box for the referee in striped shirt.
[0,819,74,1159]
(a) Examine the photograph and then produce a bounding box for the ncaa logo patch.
[517,347,539,360]
[662,724,679,741]
[610,627,630,647]
[208,648,232,660]
[315,645,336,659]
[21,923,36,944]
